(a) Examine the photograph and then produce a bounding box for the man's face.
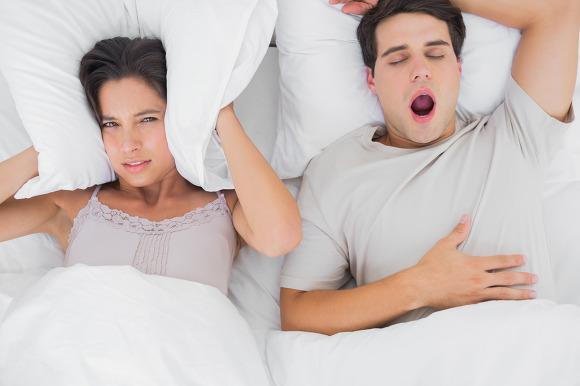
[367,12,461,147]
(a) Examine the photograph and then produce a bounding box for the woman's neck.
[116,170,195,206]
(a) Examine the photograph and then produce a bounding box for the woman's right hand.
[0,146,39,205]
[410,215,537,310]
[0,146,69,246]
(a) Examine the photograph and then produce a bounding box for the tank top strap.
[90,185,102,200]
[216,190,233,215]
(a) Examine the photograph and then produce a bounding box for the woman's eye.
[142,116,157,123]
[101,121,117,128]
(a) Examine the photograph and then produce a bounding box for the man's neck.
[378,119,457,149]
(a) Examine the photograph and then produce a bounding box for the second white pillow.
[271,0,522,178]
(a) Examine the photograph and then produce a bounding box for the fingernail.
[531,274,538,284]
[521,255,526,264]
[459,214,469,224]
[529,290,537,299]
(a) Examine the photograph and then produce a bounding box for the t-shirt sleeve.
[499,75,575,167]
[280,170,351,291]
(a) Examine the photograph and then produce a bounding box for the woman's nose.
[121,129,141,153]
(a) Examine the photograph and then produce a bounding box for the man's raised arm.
[453,0,578,121]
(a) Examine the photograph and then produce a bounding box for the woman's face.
[98,76,176,188]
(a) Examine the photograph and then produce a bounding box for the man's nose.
[410,58,432,82]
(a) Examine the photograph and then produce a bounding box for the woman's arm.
[0,147,38,204]
[0,147,61,242]
[215,104,302,257]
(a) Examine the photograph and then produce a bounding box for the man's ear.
[366,67,377,95]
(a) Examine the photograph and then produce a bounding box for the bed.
[1,1,580,385]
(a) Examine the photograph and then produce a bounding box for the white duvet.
[267,300,580,386]
[0,265,270,386]
[2,266,579,386]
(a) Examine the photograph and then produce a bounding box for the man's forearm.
[450,0,572,30]
[280,268,424,335]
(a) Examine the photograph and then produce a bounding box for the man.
[280,0,578,335]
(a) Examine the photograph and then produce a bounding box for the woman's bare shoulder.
[50,186,98,220]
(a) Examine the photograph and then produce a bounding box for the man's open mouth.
[410,94,435,117]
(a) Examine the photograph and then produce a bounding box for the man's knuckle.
[469,275,484,287]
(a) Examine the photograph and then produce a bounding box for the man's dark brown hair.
[357,0,466,74]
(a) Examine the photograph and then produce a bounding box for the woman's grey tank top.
[65,186,237,294]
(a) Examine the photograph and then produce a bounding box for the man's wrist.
[395,266,431,311]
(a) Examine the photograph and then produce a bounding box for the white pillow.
[0,0,276,199]
[271,0,523,178]
[0,71,29,158]
[0,70,64,273]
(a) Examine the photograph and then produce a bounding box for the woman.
[0,37,301,294]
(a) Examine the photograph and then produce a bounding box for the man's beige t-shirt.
[281,77,574,322]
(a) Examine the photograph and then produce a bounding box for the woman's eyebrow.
[134,109,162,117]
[101,109,163,120]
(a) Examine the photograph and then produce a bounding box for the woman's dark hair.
[79,37,167,121]
[357,0,466,74]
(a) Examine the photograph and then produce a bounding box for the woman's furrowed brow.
[134,109,162,117]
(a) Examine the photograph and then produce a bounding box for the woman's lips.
[122,160,151,174]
